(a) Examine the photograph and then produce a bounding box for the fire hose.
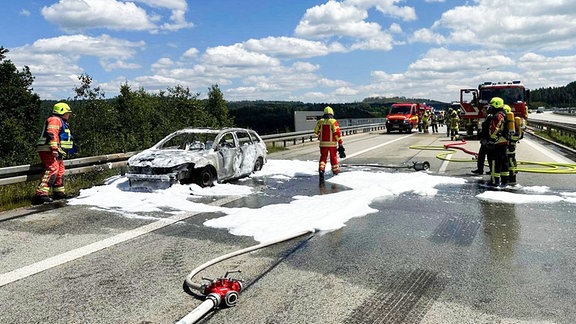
[177,229,315,324]
[409,140,576,174]
[341,160,430,171]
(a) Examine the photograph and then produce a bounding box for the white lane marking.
[340,133,415,162]
[0,196,240,287]
[438,154,452,174]
[522,137,575,163]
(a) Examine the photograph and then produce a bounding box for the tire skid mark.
[345,269,445,324]
[429,213,481,246]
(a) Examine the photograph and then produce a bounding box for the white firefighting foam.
[69,159,575,242]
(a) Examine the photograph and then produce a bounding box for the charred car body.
[126,128,267,189]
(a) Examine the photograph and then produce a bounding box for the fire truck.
[457,81,529,135]
[386,102,432,133]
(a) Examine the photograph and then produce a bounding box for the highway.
[1,119,575,324]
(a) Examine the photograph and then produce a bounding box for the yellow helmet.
[503,104,511,113]
[489,97,504,109]
[53,102,72,115]
[323,106,334,115]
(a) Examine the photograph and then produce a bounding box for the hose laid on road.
[410,141,576,174]
[178,229,315,324]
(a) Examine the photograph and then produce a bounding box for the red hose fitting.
[202,271,243,308]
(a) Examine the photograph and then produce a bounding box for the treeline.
[229,101,386,135]
[530,81,576,107]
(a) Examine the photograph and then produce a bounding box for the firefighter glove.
[57,147,67,159]
[337,145,346,158]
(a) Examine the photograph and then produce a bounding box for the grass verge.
[534,129,576,150]
[0,169,122,212]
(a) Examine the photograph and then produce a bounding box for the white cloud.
[30,34,144,60]
[409,28,446,45]
[7,34,145,99]
[295,1,383,39]
[243,36,344,58]
[408,48,514,73]
[132,0,188,11]
[345,0,416,21]
[517,53,576,88]
[41,0,192,32]
[42,0,156,32]
[427,0,576,50]
[203,44,280,68]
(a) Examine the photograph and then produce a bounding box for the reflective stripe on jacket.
[314,117,342,148]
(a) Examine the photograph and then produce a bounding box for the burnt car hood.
[128,149,210,168]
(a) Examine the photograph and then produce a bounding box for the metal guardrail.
[260,123,386,147]
[0,152,139,186]
[0,123,386,186]
[527,119,576,137]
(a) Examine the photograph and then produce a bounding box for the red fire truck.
[457,81,529,135]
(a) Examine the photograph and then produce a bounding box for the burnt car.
[126,128,267,189]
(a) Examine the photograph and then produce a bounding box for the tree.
[72,74,121,156]
[205,84,233,127]
[0,47,43,167]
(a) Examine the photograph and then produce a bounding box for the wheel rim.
[199,168,213,187]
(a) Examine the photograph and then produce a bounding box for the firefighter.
[471,105,492,175]
[486,97,509,187]
[430,111,438,133]
[504,104,520,185]
[421,110,430,133]
[445,108,453,137]
[449,109,460,140]
[32,102,76,205]
[417,112,423,133]
[314,106,345,181]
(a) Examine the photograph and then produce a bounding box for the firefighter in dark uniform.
[504,104,521,185]
[486,97,509,186]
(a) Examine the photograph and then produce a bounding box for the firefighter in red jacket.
[314,106,345,181]
[32,102,75,205]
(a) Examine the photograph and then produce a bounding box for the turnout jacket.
[488,110,508,145]
[36,115,74,153]
[314,115,343,148]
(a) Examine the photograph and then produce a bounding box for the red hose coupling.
[202,272,243,307]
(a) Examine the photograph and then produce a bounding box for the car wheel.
[196,167,214,187]
[253,157,264,172]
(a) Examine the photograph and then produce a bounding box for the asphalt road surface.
[1,122,575,324]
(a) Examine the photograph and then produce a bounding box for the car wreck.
[126,128,267,189]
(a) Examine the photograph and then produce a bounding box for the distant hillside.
[530,81,576,107]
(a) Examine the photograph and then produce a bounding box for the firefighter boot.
[53,192,73,200]
[508,174,517,186]
[500,176,509,188]
[319,170,325,182]
[32,195,53,205]
[487,177,500,187]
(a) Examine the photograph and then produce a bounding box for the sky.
[68,159,576,243]
[2,0,576,103]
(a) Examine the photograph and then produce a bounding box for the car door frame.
[214,130,242,180]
